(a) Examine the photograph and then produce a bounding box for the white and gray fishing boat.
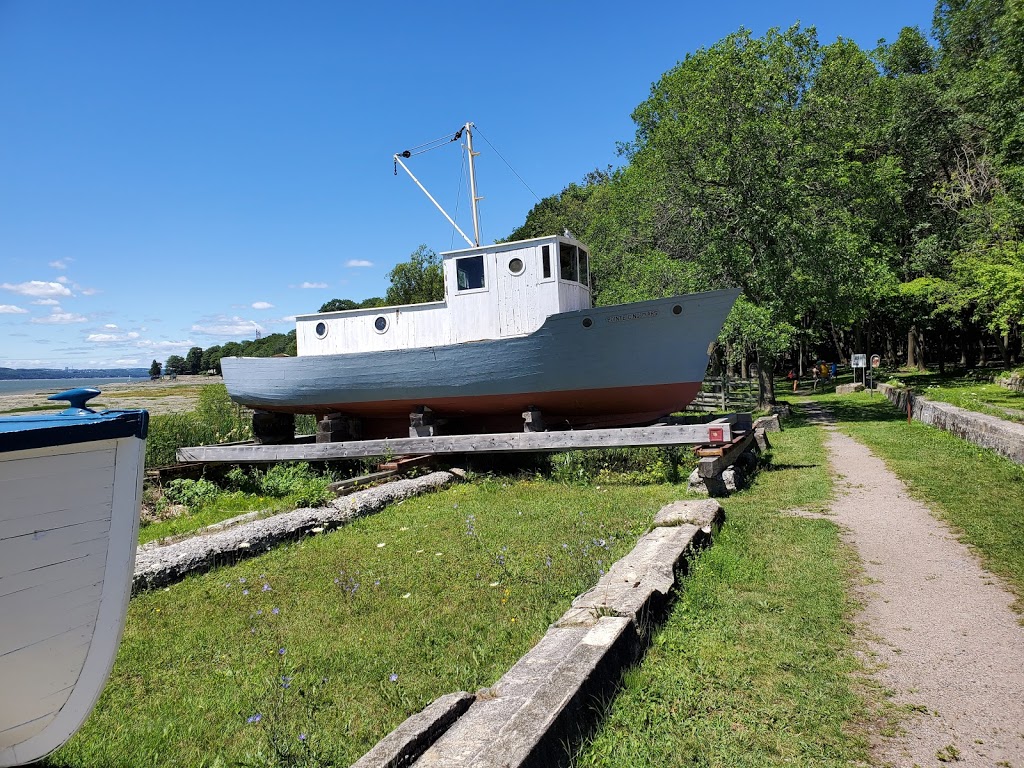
[222,123,740,438]
[0,388,147,767]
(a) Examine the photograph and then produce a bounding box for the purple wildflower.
[389,673,398,683]
[272,607,280,615]
[280,676,292,688]
[242,589,249,596]
[239,577,246,583]
[247,713,262,724]
[278,647,286,655]
[262,584,271,592]
[299,733,307,742]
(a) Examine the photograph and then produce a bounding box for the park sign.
[852,354,867,368]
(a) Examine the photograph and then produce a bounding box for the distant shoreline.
[0,375,221,415]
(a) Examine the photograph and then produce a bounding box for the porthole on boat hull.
[374,316,389,333]
[582,317,593,328]
[508,257,525,275]
[672,304,682,315]
[315,322,328,338]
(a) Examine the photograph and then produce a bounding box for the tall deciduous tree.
[385,245,444,305]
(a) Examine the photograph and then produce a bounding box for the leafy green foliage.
[384,244,444,305]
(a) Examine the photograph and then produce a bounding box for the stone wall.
[877,383,1024,465]
[998,373,1024,392]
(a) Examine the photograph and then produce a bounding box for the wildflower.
[374,579,381,586]
[247,714,262,724]
[262,584,271,592]
[489,581,500,587]
[239,577,246,584]
[256,609,263,615]
[545,556,552,568]
[377,543,386,548]
[299,733,307,742]
[280,676,292,689]
[400,526,409,531]
[401,593,411,599]
[272,607,280,615]
[334,578,340,584]
[278,648,286,655]
[389,673,398,683]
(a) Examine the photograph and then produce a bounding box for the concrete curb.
[132,471,460,593]
[877,383,1024,465]
[353,499,724,768]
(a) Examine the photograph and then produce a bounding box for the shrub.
[163,478,223,510]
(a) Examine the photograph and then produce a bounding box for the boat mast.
[464,122,482,247]
[393,122,482,248]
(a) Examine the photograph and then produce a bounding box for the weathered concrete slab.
[133,471,460,593]
[351,692,475,768]
[416,617,640,768]
[753,426,771,452]
[652,498,723,529]
[878,383,1024,465]
[752,413,781,432]
[836,382,865,395]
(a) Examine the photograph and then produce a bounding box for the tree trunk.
[916,328,926,371]
[755,349,776,407]
[830,324,847,364]
[907,326,917,369]
[995,333,1011,369]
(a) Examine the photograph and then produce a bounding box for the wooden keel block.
[409,406,446,438]
[522,407,546,433]
[252,411,296,445]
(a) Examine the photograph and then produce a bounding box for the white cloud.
[80,287,100,296]
[56,276,70,285]
[104,323,118,329]
[114,359,141,365]
[135,339,195,351]
[251,301,274,310]
[32,310,88,324]
[49,259,72,270]
[345,259,374,268]
[1,280,73,298]
[0,304,28,314]
[32,298,61,306]
[191,315,265,337]
[296,281,328,289]
[86,331,141,343]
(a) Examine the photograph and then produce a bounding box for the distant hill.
[0,367,150,380]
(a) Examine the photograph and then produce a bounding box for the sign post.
[851,353,867,387]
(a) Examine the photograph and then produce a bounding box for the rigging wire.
[473,126,542,203]
[451,148,467,251]
[396,126,464,159]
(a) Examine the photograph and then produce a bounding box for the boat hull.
[0,412,147,767]
[222,289,740,436]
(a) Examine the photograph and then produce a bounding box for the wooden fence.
[686,376,758,413]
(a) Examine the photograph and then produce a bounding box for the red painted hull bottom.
[256,382,703,439]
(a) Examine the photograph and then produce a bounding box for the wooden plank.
[177,423,736,463]
[0,625,91,731]
[327,469,400,495]
[697,432,756,478]
[0,519,110,581]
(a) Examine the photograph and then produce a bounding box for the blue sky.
[1,0,935,370]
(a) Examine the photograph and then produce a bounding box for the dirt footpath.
[817,411,1024,766]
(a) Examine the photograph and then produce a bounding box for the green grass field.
[53,478,692,768]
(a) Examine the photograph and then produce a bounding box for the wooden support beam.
[176,423,737,464]
[697,431,756,478]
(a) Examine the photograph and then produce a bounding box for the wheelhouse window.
[559,243,578,282]
[456,255,485,290]
[542,245,552,279]
[558,242,590,287]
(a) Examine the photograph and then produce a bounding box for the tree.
[185,346,204,375]
[385,245,444,305]
[623,26,892,403]
[318,298,360,313]
[148,359,161,379]
[201,345,223,375]
[165,355,186,375]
